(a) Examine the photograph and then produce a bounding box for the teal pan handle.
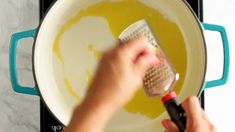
[202,23,230,89]
[9,29,39,95]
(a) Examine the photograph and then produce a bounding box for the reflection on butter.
[53,0,187,119]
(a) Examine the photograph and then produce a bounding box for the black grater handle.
[162,92,186,132]
[165,98,186,132]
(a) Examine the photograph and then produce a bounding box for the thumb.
[162,119,179,132]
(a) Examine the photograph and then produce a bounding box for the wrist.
[82,94,119,114]
[85,85,123,110]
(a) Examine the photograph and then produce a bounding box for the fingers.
[134,52,159,77]
[162,119,179,132]
[121,36,159,76]
[161,98,205,132]
[181,96,202,120]
[120,35,153,60]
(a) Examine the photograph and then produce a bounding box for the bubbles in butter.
[53,0,187,120]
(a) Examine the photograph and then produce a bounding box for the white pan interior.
[34,0,206,131]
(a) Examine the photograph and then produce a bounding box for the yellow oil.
[53,0,187,119]
[64,78,81,101]
[87,44,102,58]
[85,69,94,86]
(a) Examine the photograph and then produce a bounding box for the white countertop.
[0,0,40,132]
[204,0,235,131]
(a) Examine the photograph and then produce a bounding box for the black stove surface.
[39,0,203,131]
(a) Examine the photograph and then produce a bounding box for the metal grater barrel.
[119,19,179,97]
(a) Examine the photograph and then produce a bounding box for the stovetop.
[39,0,204,131]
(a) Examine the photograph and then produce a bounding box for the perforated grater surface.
[119,19,179,97]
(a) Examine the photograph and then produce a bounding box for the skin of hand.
[65,36,159,132]
[162,96,217,132]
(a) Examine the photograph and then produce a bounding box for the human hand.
[66,36,159,132]
[162,97,216,132]
[84,36,159,110]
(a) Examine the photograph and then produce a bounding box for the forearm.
[65,98,117,132]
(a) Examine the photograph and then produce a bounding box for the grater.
[119,19,179,97]
[119,20,186,132]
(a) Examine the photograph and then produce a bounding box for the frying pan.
[9,0,229,131]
